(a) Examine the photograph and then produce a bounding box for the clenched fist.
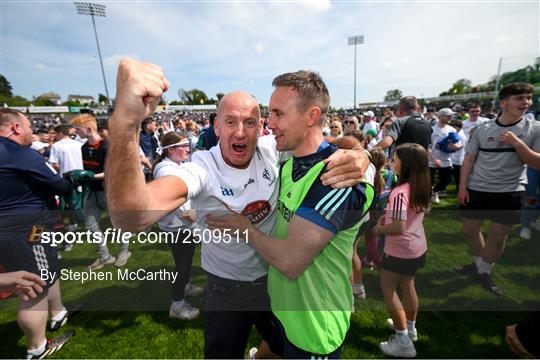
[111,58,170,131]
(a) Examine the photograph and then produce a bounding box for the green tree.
[440,79,472,96]
[62,100,83,107]
[0,74,13,97]
[32,98,55,106]
[216,92,225,102]
[98,93,108,104]
[178,88,210,105]
[0,94,30,106]
[384,89,403,102]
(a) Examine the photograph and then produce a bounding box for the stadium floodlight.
[74,2,110,107]
[348,35,364,110]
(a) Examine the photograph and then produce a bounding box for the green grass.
[1,194,539,358]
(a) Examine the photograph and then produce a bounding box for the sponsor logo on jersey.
[276,199,294,223]
[220,186,234,196]
[243,178,255,189]
[241,200,272,225]
[487,136,496,143]
[262,168,277,187]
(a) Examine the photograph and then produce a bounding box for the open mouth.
[232,143,247,154]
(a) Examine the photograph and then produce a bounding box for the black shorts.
[203,273,282,359]
[459,189,522,225]
[0,232,59,290]
[380,252,426,277]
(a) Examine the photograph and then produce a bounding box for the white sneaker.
[379,334,417,358]
[87,256,116,270]
[386,318,418,342]
[184,283,204,298]
[431,192,440,204]
[352,284,366,299]
[114,251,131,267]
[169,302,200,320]
[520,227,531,240]
[247,347,258,360]
[530,222,540,232]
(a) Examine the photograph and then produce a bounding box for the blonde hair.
[70,114,97,131]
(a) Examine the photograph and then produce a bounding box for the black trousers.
[452,164,462,194]
[167,230,196,302]
[203,273,280,359]
[430,166,453,193]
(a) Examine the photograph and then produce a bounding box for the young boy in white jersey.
[456,83,540,295]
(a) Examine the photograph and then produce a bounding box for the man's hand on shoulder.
[321,148,369,188]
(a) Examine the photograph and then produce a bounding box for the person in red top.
[372,143,430,358]
[71,114,131,269]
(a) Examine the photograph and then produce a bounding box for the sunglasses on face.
[330,126,339,129]
[343,121,355,125]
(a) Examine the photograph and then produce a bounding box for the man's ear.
[308,107,322,127]
[11,122,22,135]
[214,117,221,137]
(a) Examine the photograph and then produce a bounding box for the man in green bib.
[208,70,374,358]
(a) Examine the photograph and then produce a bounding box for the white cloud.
[301,0,332,12]
[34,63,47,70]
[254,43,265,54]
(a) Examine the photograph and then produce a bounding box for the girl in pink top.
[372,143,430,358]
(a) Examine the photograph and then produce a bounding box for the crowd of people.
[0,57,539,359]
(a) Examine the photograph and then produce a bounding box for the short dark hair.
[468,102,481,109]
[54,124,71,136]
[499,83,534,101]
[398,96,418,115]
[0,108,25,128]
[209,113,217,125]
[343,129,365,144]
[272,70,330,121]
[142,117,155,130]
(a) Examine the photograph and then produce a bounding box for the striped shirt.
[384,183,427,259]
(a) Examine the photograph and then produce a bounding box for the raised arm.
[106,58,187,231]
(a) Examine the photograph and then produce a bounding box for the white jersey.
[170,135,282,281]
[48,137,83,175]
[153,157,194,232]
[451,129,467,166]
[429,124,455,168]
[362,121,379,134]
[462,117,489,139]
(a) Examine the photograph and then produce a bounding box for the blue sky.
[1,0,538,108]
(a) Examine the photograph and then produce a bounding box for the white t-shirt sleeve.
[169,161,208,200]
[48,144,59,164]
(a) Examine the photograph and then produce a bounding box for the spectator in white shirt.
[429,108,457,203]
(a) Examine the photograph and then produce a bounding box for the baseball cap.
[363,111,375,118]
[437,108,454,117]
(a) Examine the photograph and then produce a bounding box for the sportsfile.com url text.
[39,228,248,247]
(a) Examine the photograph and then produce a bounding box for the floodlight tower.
[74,2,110,106]
[348,34,364,110]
